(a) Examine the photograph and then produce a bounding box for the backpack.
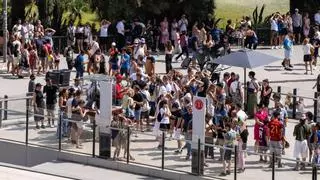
[74,55,81,68]
[157,111,163,122]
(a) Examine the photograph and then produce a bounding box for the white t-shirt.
[12,40,21,55]
[178,19,188,32]
[129,73,147,81]
[89,41,100,56]
[270,19,278,31]
[160,108,170,124]
[303,44,312,55]
[165,83,172,93]
[116,21,125,35]
[100,25,109,37]
[237,110,248,122]
[159,85,167,97]
[315,13,320,24]
[230,81,241,94]
[13,24,22,37]
[133,46,145,60]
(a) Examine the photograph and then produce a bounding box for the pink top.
[255,109,268,122]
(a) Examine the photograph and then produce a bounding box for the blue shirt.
[121,53,130,69]
[283,37,293,50]
[75,54,84,70]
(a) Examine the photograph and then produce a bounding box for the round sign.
[194,99,204,110]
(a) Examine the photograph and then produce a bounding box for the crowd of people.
[8,11,320,177]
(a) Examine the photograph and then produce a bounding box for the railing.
[0,105,318,180]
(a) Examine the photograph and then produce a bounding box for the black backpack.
[157,111,163,122]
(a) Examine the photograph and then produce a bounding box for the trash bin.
[59,69,71,87]
[46,70,60,86]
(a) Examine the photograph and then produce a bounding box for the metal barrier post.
[292,88,297,119]
[245,81,249,112]
[126,126,130,164]
[277,86,281,93]
[25,99,29,146]
[234,145,237,180]
[58,112,62,151]
[314,92,318,122]
[197,138,201,176]
[312,165,316,180]
[161,131,165,170]
[0,101,2,128]
[272,152,275,180]
[3,95,8,120]
[92,120,96,157]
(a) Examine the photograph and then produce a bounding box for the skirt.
[304,54,312,62]
[159,123,170,131]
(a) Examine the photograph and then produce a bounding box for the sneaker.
[300,166,306,170]
[219,172,227,176]
[289,64,293,68]
[50,124,55,128]
[278,163,283,168]
[41,125,46,129]
[204,163,209,167]
[271,46,275,49]
[35,125,40,129]
[276,46,280,49]
[185,155,190,160]
[293,167,299,171]
[281,61,285,67]
[268,164,273,168]
[226,170,231,175]
[174,149,182,154]
[284,67,292,71]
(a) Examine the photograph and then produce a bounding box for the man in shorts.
[132,85,144,134]
[292,8,302,44]
[43,78,58,127]
[220,123,236,176]
[268,111,284,168]
[293,115,310,171]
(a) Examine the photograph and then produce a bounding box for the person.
[113,74,127,106]
[64,46,74,70]
[259,118,270,162]
[270,13,279,49]
[99,20,110,53]
[145,51,155,76]
[43,78,58,127]
[315,10,320,26]
[165,40,173,74]
[120,48,130,77]
[247,71,259,118]
[237,120,248,173]
[282,33,294,70]
[160,17,169,48]
[132,85,144,133]
[28,74,36,96]
[67,23,76,46]
[220,123,236,176]
[229,74,243,106]
[7,35,14,74]
[57,88,68,138]
[268,111,284,168]
[12,34,21,76]
[175,31,189,61]
[259,79,273,108]
[244,26,258,50]
[254,104,268,152]
[33,83,45,129]
[178,14,188,33]
[292,8,302,44]
[74,50,86,79]
[29,45,38,75]
[293,115,310,171]
[71,99,88,148]
[303,13,310,38]
[53,49,60,70]
[302,38,314,75]
[108,43,120,75]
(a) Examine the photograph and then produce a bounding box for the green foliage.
[25,0,39,22]
[252,4,267,29]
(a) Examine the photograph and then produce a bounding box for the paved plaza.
[0,46,319,180]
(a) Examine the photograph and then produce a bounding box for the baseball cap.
[111,42,116,46]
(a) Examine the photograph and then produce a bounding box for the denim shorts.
[134,109,141,121]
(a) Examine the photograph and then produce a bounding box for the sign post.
[192,96,206,175]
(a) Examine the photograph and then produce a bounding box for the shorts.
[141,110,149,119]
[293,26,302,34]
[13,56,19,67]
[224,147,232,161]
[284,49,292,59]
[269,140,282,156]
[134,109,141,121]
[159,123,170,131]
[271,30,278,37]
[46,104,56,111]
[304,54,312,62]
[279,28,288,36]
[293,140,308,159]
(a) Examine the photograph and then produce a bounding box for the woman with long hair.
[57,88,68,138]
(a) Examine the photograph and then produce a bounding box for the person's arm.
[293,125,297,137]
[32,93,37,107]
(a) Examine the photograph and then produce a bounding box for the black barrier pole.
[0,101,2,128]
[234,146,237,180]
[58,112,62,151]
[3,95,8,120]
[126,126,130,164]
[277,86,281,93]
[292,88,297,119]
[197,139,201,176]
[314,92,318,122]
[92,120,96,157]
[25,99,29,146]
[312,165,316,180]
[246,81,249,112]
[272,152,275,180]
[161,131,165,170]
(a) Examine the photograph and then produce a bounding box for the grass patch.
[62,11,100,27]
[215,0,289,29]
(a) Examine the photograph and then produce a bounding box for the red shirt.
[268,119,283,141]
[115,83,123,100]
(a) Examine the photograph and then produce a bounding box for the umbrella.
[214,49,282,84]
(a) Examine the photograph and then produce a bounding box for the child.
[47,53,54,70]
[302,38,314,75]
[64,46,74,70]
[221,123,236,176]
[259,119,269,162]
[53,49,60,70]
[297,97,305,114]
